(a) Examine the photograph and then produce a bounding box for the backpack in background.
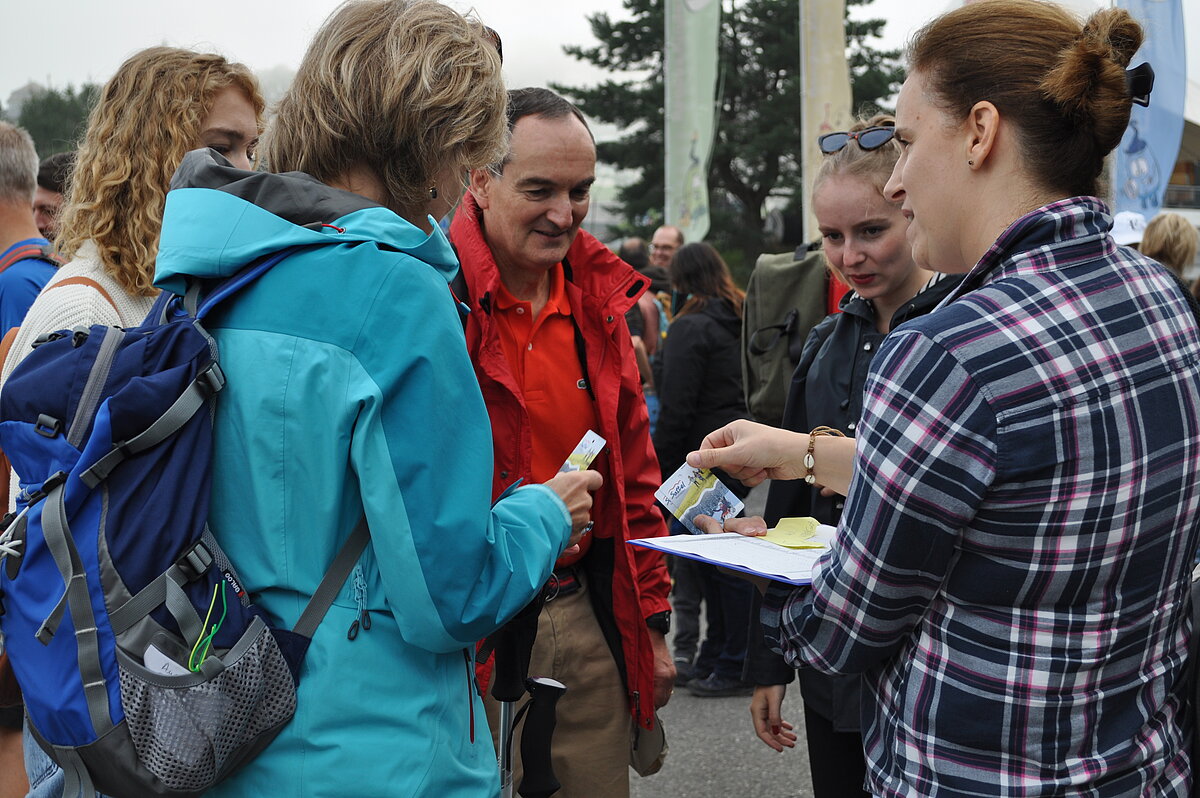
[0,248,367,798]
[741,244,829,427]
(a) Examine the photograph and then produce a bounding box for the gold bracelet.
[803,426,846,485]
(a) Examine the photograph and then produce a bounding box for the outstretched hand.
[686,420,809,487]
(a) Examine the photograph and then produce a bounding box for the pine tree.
[18,84,100,158]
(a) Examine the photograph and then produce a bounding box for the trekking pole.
[516,677,566,798]
[490,597,542,798]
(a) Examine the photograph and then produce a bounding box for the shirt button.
[839,399,850,409]
[863,342,873,351]
[516,307,525,315]
[500,470,509,480]
[527,343,533,351]
[847,421,856,430]
[836,501,844,510]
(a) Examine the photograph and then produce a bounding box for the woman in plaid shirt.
[691,1,1199,795]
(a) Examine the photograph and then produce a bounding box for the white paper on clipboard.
[628,524,836,586]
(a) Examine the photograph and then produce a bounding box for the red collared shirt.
[491,264,598,565]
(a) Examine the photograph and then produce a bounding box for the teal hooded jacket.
[155,151,572,797]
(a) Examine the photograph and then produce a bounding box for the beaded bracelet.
[803,426,847,485]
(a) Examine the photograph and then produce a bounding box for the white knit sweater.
[0,241,158,509]
[1,241,157,382]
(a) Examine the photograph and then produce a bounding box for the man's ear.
[468,167,493,210]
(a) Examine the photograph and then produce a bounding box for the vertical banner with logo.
[799,0,853,243]
[665,0,721,242]
[1113,0,1186,218]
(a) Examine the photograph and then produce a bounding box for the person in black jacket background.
[654,242,755,697]
[744,115,962,795]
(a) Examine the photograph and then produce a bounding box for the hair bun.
[1083,8,1143,67]
[1040,8,1142,123]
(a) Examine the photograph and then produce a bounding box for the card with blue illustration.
[654,463,744,535]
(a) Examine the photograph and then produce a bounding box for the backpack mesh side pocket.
[115,619,297,792]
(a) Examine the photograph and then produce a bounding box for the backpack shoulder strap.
[45,276,119,315]
[292,518,370,639]
[193,246,303,320]
[0,243,58,275]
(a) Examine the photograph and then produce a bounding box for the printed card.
[654,463,744,535]
[559,430,607,473]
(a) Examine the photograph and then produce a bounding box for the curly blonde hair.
[56,47,263,297]
[262,0,507,220]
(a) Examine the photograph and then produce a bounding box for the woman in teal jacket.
[154,2,599,795]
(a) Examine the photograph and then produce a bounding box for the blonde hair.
[812,113,899,199]
[56,47,263,297]
[908,0,1143,199]
[263,0,507,220]
[1141,212,1199,277]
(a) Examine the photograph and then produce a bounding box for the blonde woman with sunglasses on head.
[743,114,961,797]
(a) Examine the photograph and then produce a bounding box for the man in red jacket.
[449,87,674,797]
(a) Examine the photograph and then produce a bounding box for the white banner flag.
[665,0,721,242]
[800,0,853,243]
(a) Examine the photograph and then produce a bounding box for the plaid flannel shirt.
[763,197,1200,797]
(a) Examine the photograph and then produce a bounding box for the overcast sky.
[6,0,633,106]
[3,0,1195,121]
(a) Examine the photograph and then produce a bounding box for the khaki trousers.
[485,573,631,798]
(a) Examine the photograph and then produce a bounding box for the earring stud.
[429,186,438,199]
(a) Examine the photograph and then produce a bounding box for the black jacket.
[653,297,750,480]
[747,272,963,730]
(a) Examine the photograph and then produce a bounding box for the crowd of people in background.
[0,0,1198,796]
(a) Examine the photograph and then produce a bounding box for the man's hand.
[648,629,675,708]
[692,515,768,536]
[692,515,772,593]
[543,470,604,554]
[0,725,28,798]
[749,684,797,753]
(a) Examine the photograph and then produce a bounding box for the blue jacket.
[155,150,572,797]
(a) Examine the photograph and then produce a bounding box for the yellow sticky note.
[761,517,825,549]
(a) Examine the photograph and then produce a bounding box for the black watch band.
[645,610,671,635]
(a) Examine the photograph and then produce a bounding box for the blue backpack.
[0,248,367,797]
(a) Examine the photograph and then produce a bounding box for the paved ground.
[630,483,817,797]
[629,682,814,797]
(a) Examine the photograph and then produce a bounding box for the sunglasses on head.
[817,125,895,154]
[483,26,503,64]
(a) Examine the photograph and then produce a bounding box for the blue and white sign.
[1113,0,1187,217]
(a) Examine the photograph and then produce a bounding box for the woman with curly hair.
[0,45,263,798]
[153,1,599,795]
[692,1,1200,794]
[2,46,262,381]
